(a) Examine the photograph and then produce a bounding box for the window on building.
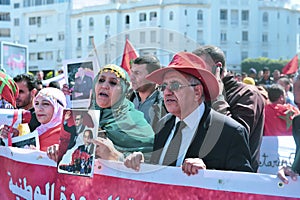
[0,0,10,5]
[14,3,20,8]
[242,31,248,41]
[220,31,227,42]
[169,11,173,21]
[277,12,280,19]
[231,9,238,25]
[45,34,53,42]
[220,9,228,20]
[263,12,268,23]
[29,17,36,25]
[139,13,146,22]
[150,30,156,43]
[88,36,94,46]
[35,0,42,6]
[197,30,204,44]
[37,16,41,27]
[37,52,44,60]
[45,51,53,60]
[46,0,54,4]
[197,10,203,21]
[242,10,249,21]
[241,51,248,61]
[150,12,157,21]
[287,16,289,24]
[140,32,145,44]
[0,28,10,37]
[14,18,19,26]
[77,38,82,49]
[77,19,82,32]
[58,32,64,41]
[169,33,174,42]
[125,34,129,40]
[262,33,268,43]
[29,35,37,43]
[125,15,130,24]
[184,9,187,16]
[105,16,110,26]
[89,17,94,28]
[29,53,36,61]
[298,18,300,26]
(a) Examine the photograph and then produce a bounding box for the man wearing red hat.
[125,52,253,174]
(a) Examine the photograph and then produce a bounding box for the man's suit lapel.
[185,105,212,159]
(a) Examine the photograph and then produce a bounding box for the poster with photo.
[63,57,99,108]
[57,109,100,177]
[2,131,40,150]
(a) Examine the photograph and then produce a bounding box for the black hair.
[133,55,161,73]
[13,73,37,91]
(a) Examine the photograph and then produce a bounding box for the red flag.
[282,55,298,75]
[120,39,138,74]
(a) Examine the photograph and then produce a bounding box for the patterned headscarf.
[0,71,19,108]
[89,64,154,155]
[34,87,66,136]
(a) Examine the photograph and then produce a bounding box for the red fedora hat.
[146,52,219,101]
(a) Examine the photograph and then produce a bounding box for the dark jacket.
[151,104,253,172]
[211,75,265,172]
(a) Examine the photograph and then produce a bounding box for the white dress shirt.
[158,102,205,166]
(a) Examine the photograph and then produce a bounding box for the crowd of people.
[0,45,299,184]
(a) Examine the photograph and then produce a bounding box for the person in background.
[272,69,281,83]
[48,81,61,89]
[192,45,264,172]
[48,64,154,162]
[129,55,167,130]
[277,76,296,107]
[36,70,44,81]
[0,71,19,109]
[0,71,19,145]
[13,73,40,132]
[243,77,256,86]
[293,73,300,108]
[33,87,66,151]
[264,84,299,136]
[36,80,44,92]
[125,52,253,174]
[248,68,258,85]
[257,67,273,86]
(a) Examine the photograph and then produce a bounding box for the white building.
[0,0,11,40]
[5,0,300,73]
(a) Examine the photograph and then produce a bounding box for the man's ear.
[194,84,204,101]
[31,88,38,97]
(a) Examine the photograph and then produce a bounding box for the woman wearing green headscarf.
[90,64,154,161]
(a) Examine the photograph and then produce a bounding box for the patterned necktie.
[163,121,186,166]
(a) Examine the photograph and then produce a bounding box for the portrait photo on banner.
[63,57,99,108]
[57,109,100,177]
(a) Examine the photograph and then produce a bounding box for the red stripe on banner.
[0,154,298,200]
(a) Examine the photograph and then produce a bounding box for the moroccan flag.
[120,39,138,74]
[282,55,298,75]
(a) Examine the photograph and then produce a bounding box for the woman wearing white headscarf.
[33,87,66,151]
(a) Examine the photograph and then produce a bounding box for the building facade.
[3,0,300,73]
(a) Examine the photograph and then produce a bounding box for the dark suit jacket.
[64,122,86,150]
[77,144,95,155]
[150,104,253,172]
[292,114,300,173]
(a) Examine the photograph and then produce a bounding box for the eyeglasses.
[158,81,199,92]
[75,118,82,121]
